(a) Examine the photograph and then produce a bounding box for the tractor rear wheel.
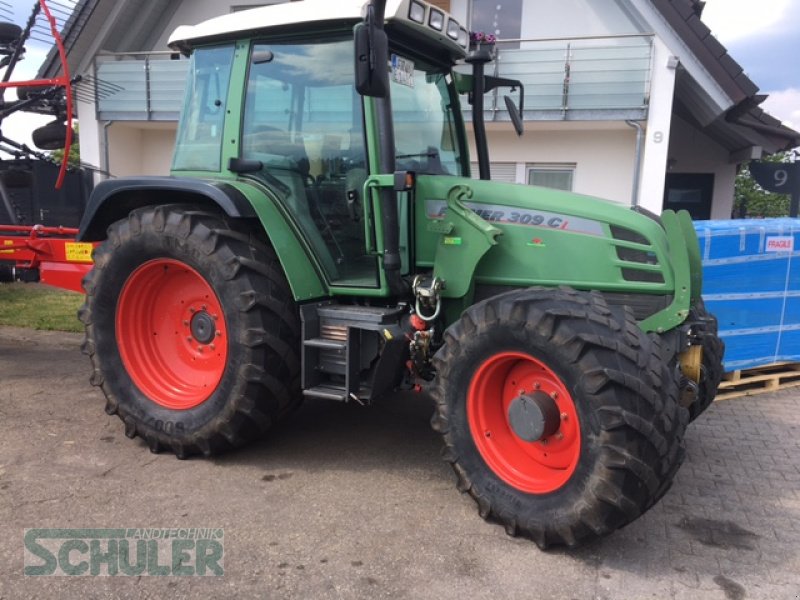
[79,205,301,458]
[431,287,687,548]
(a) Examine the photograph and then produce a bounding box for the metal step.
[316,304,404,327]
[303,384,348,401]
[302,384,372,403]
[303,337,347,350]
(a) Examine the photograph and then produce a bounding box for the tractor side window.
[390,57,465,177]
[241,39,377,287]
[172,45,235,172]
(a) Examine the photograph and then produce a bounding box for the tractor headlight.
[429,9,445,31]
[446,19,460,40]
[409,1,425,23]
[457,27,469,48]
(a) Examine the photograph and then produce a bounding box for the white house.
[38,0,799,218]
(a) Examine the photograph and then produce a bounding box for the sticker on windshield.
[391,55,415,88]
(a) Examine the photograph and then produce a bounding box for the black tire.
[32,120,73,151]
[431,287,688,548]
[0,263,15,283]
[79,205,302,458]
[688,300,725,422]
[16,84,49,102]
[0,22,22,45]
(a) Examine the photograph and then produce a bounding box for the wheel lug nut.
[560,412,568,420]
[201,305,207,311]
[555,432,564,440]
[551,391,559,399]
[210,344,216,351]
[183,320,189,326]
[189,307,195,313]
[186,336,192,342]
[533,382,541,390]
[215,331,221,337]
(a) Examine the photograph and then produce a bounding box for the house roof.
[650,0,799,152]
[37,0,179,79]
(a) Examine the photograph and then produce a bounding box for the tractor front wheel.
[80,205,301,457]
[431,288,687,548]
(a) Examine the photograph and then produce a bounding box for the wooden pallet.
[716,362,800,401]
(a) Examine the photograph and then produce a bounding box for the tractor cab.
[167,0,474,293]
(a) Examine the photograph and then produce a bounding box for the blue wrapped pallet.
[694,219,800,371]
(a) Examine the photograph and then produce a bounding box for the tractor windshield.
[389,53,465,177]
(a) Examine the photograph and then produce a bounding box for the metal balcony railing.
[94,51,188,121]
[464,34,654,121]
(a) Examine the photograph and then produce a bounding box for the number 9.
[775,170,788,187]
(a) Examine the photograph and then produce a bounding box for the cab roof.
[168,0,467,60]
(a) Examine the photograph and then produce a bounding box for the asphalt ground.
[1,325,799,599]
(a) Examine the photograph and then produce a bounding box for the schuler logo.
[23,528,224,576]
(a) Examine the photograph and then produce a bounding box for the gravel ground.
[1,325,799,599]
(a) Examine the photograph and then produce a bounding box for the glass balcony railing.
[93,35,652,122]
[94,52,188,121]
[464,34,653,121]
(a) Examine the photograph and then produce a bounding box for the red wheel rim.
[467,352,580,493]
[116,259,228,410]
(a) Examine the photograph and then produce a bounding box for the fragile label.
[65,242,94,263]
[765,236,794,253]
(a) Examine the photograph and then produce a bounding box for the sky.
[1,0,798,156]
[701,0,800,132]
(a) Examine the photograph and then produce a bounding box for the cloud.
[762,88,800,131]
[702,1,800,93]
[702,0,792,42]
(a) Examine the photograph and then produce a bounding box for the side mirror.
[354,22,389,98]
[504,95,524,136]
[485,75,525,136]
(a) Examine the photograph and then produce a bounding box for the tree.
[733,151,794,218]
[49,122,80,168]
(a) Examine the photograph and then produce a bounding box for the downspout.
[626,120,644,207]
[101,120,112,181]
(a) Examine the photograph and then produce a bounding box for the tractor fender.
[77,177,256,241]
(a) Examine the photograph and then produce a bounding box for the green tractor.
[77,0,723,548]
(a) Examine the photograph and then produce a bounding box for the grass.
[0,282,84,332]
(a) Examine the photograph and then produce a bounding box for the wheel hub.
[467,351,581,493]
[190,311,216,344]
[507,391,561,442]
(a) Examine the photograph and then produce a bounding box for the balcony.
[464,34,654,122]
[93,52,188,121]
[91,35,652,123]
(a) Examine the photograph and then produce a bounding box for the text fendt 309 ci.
[76,0,724,548]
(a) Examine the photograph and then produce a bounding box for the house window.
[471,162,517,183]
[469,0,523,43]
[527,164,575,191]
